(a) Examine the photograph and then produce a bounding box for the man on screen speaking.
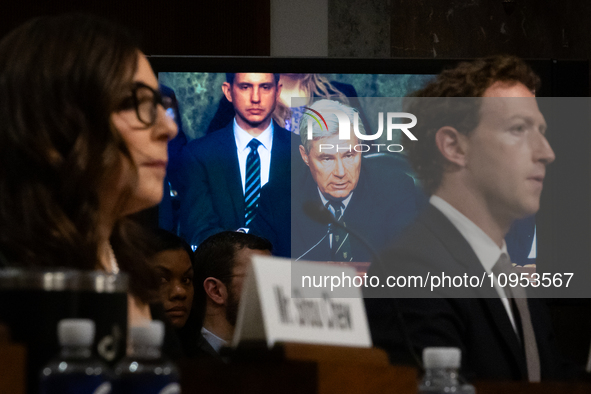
[365,56,580,381]
[291,99,420,264]
[180,73,300,257]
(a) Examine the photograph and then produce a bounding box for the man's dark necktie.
[244,139,261,227]
[492,253,541,382]
[327,201,353,261]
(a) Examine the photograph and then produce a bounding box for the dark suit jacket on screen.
[291,158,421,262]
[179,121,300,257]
[364,204,578,381]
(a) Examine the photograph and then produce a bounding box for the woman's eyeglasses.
[117,82,174,127]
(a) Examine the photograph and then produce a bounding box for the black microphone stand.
[302,200,423,370]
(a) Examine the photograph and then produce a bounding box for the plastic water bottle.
[39,319,112,394]
[113,321,180,394]
[418,347,475,394]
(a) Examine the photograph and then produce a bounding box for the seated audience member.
[151,229,195,329]
[193,231,272,358]
[292,99,419,263]
[365,55,579,381]
[149,229,199,358]
[0,14,177,326]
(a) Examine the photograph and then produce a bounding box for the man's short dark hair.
[405,55,541,195]
[225,73,281,86]
[194,231,273,290]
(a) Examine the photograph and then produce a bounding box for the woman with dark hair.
[150,229,195,329]
[0,14,178,325]
[148,228,203,358]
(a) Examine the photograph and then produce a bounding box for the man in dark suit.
[192,231,272,359]
[179,73,299,257]
[292,99,420,263]
[365,56,578,381]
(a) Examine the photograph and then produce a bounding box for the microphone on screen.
[301,199,423,370]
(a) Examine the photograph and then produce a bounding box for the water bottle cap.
[57,319,95,346]
[130,320,164,347]
[422,347,461,369]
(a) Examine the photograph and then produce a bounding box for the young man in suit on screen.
[180,73,300,257]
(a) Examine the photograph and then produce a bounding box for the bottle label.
[93,382,112,394]
[159,383,181,394]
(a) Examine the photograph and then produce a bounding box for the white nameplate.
[232,255,372,348]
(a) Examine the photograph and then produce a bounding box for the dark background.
[0,0,271,56]
[2,1,590,62]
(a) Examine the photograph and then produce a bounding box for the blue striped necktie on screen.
[244,139,262,227]
[328,201,353,262]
